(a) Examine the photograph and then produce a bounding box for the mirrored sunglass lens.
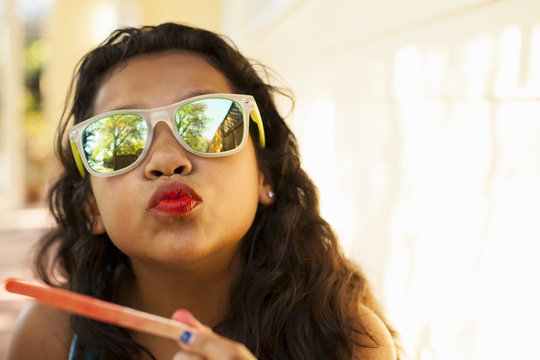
[174,98,244,154]
[81,114,147,173]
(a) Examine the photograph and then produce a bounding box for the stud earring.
[268,190,275,199]
[88,220,96,232]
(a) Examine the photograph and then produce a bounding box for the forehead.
[93,50,233,113]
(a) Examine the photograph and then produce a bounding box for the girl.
[7,23,398,360]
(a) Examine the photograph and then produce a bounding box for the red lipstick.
[149,182,202,217]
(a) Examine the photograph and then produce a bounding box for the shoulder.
[352,304,397,360]
[6,301,73,360]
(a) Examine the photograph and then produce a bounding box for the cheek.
[90,177,134,233]
[213,177,259,249]
[212,169,259,217]
[91,186,143,257]
[229,151,261,204]
[210,151,261,229]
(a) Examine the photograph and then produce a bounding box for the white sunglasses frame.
[69,93,265,178]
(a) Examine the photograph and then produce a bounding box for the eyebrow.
[105,90,222,112]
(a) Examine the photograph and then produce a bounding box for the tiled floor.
[0,209,50,358]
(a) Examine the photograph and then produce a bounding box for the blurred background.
[1,0,539,358]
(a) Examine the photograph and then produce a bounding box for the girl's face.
[89,51,272,269]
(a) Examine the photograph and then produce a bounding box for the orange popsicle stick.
[4,278,188,340]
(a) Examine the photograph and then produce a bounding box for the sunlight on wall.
[294,94,358,251]
[91,2,120,44]
[523,25,540,96]
[121,0,540,356]
[393,46,424,100]
[475,207,540,359]
[493,101,540,208]
[91,0,141,44]
[494,26,521,98]
[464,34,494,98]
[383,21,540,359]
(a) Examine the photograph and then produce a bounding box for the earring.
[88,220,96,232]
[268,190,275,199]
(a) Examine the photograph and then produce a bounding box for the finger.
[172,351,205,360]
[171,309,204,329]
[177,329,256,360]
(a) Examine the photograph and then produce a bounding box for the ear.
[91,212,106,235]
[88,195,106,235]
[258,171,275,205]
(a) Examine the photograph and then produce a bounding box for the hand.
[171,309,256,360]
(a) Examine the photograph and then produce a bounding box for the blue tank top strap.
[69,335,99,360]
[68,335,77,360]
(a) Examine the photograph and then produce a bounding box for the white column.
[0,0,25,211]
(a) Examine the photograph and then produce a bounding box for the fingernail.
[180,330,193,344]
[172,309,198,327]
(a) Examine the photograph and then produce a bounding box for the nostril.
[147,166,187,178]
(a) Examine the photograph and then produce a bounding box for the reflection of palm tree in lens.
[207,103,243,153]
[85,114,146,171]
[176,102,210,151]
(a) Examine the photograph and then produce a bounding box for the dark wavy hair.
[35,23,397,359]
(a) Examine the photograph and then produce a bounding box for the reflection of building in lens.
[208,103,243,152]
[105,148,144,170]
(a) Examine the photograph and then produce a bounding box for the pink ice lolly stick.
[4,278,188,340]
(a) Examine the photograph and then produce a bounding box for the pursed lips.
[148,181,202,217]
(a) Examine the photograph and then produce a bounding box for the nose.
[143,122,193,179]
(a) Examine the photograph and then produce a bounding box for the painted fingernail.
[180,330,193,344]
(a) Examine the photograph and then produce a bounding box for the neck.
[122,246,242,328]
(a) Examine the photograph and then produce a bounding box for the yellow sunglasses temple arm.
[250,107,266,148]
[70,142,87,178]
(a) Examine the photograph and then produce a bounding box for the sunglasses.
[69,94,265,177]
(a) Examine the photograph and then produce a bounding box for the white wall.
[222,0,540,359]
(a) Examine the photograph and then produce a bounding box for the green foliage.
[84,114,147,171]
[175,102,211,151]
